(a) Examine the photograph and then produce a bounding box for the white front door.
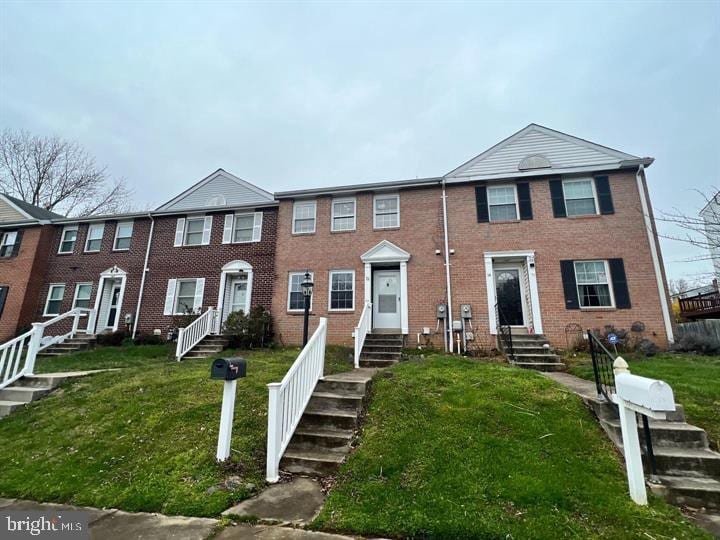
[373,270,401,330]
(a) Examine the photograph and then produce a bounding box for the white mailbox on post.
[612,358,675,505]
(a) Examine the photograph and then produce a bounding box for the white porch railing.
[266,317,328,482]
[0,307,96,390]
[354,302,372,368]
[176,307,218,361]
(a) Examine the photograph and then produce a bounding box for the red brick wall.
[136,208,277,336]
[0,225,51,340]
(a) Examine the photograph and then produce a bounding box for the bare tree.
[0,129,133,216]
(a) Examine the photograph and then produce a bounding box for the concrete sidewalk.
[0,498,359,539]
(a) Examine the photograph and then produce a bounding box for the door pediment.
[361,240,410,264]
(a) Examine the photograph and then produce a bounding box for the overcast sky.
[1,1,718,282]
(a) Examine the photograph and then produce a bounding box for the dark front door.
[495,269,524,326]
[106,286,121,328]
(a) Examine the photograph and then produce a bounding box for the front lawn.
[0,344,352,517]
[567,352,720,448]
[313,356,707,539]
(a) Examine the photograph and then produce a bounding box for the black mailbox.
[211,357,247,381]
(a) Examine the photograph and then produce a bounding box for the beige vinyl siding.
[0,199,25,223]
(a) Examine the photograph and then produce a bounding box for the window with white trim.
[563,179,598,216]
[574,260,614,308]
[44,284,65,316]
[175,279,198,314]
[114,221,133,250]
[233,214,255,242]
[288,272,313,311]
[487,185,519,221]
[293,201,316,234]
[0,231,18,258]
[331,198,356,232]
[374,194,399,228]
[84,223,105,252]
[73,283,93,309]
[184,217,205,246]
[329,270,354,311]
[58,226,78,254]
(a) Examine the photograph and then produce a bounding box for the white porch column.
[216,271,227,325]
[400,261,409,335]
[526,254,543,334]
[364,263,372,305]
[485,254,497,335]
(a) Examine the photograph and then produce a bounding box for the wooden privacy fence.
[675,319,720,342]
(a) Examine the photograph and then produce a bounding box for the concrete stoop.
[183,335,230,360]
[358,333,402,368]
[38,334,97,357]
[545,372,720,517]
[280,368,377,477]
[499,333,566,372]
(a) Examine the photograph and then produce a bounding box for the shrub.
[223,306,273,349]
[671,333,720,355]
[637,338,658,357]
[96,330,128,347]
[134,333,165,346]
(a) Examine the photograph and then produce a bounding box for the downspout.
[441,178,454,353]
[132,213,155,339]
[635,165,674,343]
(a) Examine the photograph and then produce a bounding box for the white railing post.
[71,309,81,336]
[266,382,283,482]
[87,308,97,335]
[354,302,371,368]
[25,323,44,375]
[175,328,185,362]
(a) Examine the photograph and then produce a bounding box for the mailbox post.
[211,358,247,462]
[612,357,675,505]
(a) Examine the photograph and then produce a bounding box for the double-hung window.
[0,286,8,317]
[374,194,399,229]
[184,217,205,246]
[114,221,133,250]
[85,223,105,252]
[233,214,255,242]
[73,283,93,309]
[329,270,354,311]
[331,198,356,232]
[58,226,78,254]
[174,280,197,314]
[574,260,614,308]
[293,201,316,234]
[44,284,65,316]
[163,278,205,315]
[0,231,18,258]
[487,185,519,221]
[288,272,313,311]
[563,179,598,216]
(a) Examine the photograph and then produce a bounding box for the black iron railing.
[587,330,616,402]
[496,302,515,362]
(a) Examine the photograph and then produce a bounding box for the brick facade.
[136,208,278,336]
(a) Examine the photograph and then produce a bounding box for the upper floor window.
[72,283,93,309]
[222,212,263,244]
[0,231,18,258]
[58,226,78,254]
[174,216,212,247]
[114,221,134,251]
[563,179,598,216]
[374,194,399,229]
[487,185,518,221]
[574,260,613,308]
[84,223,105,252]
[0,286,7,317]
[329,270,354,311]
[288,271,313,311]
[293,201,316,234]
[331,198,356,232]
[44,284,65,316]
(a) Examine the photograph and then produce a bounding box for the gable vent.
[518,154,551,171]
[206,194,226,207]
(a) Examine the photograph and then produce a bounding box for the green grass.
[567,352,720,448]
[312,355,708,539]
[0,344,352,517]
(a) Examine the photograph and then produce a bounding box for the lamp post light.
[301,270,314,346]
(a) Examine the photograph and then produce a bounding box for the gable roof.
[0,193,65,223]
[156,168,275,212]
[445,124,653,182]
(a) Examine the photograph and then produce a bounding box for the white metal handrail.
[354,302,372,368]
[0,329,35,390]
[176,307,218,361]
[266,317,328,482]
[36,307,96,352]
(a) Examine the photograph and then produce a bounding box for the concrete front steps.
[280,368,376,476]
[546,372,720,514]
[358,333,402,368]
[182,335,229,360]
[499,331,566,372]
[38,334,96,357]
[0,372,101,418]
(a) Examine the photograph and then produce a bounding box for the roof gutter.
[132,213,155,339]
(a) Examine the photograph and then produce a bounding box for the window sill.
[489,219,520,225]
[579,307,617,312]
[373,226,400,231]
[291,232,316,237]
[112,248,131,252]
[83,250,101,254]
[567,214,601,220]
[330,229,356,234]
[57,252,74,256]
[329,309,355,313]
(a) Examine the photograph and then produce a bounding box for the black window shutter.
[11,229,23,257]
[475,185,489,223]
[560,260,579,309]
[549,179,566,218]
[595,176,615,215]
[517,182,533,220]
[609,258,631,309]
[0,287,7,318]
